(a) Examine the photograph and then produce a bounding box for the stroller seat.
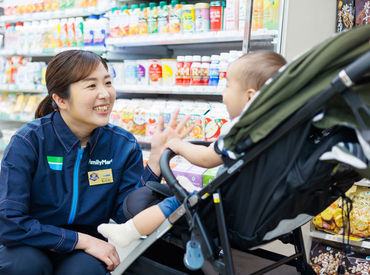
[113,24,370,275]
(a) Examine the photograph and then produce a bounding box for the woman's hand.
[147,109,192,175]
[75,232,120,271]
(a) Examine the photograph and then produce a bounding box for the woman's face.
[63,62,116,132]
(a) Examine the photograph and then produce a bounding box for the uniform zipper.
[67,147,84,224]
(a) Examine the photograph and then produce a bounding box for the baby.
[98,51,287,247]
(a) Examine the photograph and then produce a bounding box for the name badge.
[88,169,114,186]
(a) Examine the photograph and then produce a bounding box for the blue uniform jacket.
[0,111,159,253]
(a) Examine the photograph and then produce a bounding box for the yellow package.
[13,94,27,113]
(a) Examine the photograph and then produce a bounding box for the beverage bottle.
[67,17,76,47]
[182,4,195,33]
[84,15,98,46]
[148,2,158,34]
[138,3,148,35]
[200,56,210,85]
[175,56,184,85]
[208,54,220,86]
[252,0,263,30]
[120,5,130,36]
[210,1,223,31]
[158,1,169,33]
[95,15,109,47]
[183,55,192,86]
[109,7,120,38]
[218,52,229,88]
[169,0,182,34]
[129,4,140,35]
[75,17,84,47]
[195,3,210,33]
[190,55,202,86]
[60,18,68,47]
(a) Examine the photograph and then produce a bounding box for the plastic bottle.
[158,1,169,33]
[224,0,239,31]
[200,56,210,85]
[52,19,62,48]
[59,18,68,47]
[138,3,148,35]
[109,7,121,38]
[252,0,263,30]
[195,3,210,33]
[148,2,158,34]
[175,55,184,85]
[120,5,130,36]
[95,15,109,47]
[183,55,192,86]
[129,4,140,36]
[190,55,202,86]
[208,54,220,86]
[182,4,195,33]
[218,52,229,88]
[84,15,98,46]
[75,17,84,47]
[67,18,76,47]
[169,0,182,34]
[210,1,223,31]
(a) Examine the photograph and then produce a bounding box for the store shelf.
[0,46,106,57]
[107,30,277,48]
[0,6,110,23]
[0,84,47,93]
[116,85,222,95]
[310,229,370,251]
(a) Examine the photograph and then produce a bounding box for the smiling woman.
[0,50,190,275]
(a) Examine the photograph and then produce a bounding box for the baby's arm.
[167,139,222,168]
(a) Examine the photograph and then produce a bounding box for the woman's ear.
[246,88,257,100]
[52,94,67,110]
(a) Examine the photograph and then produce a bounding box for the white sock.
[97,219,141,247]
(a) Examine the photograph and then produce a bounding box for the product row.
[3,15,109,51]
[312,184,370,240]
[0,93,44,122]
[111,50,243,88]
[336,0,370,32]
[3,0,103,16]
[110,98,230,142]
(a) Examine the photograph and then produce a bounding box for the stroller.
[114,24,370,275]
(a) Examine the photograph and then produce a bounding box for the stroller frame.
[113,51,370,274]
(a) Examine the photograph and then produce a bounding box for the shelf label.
[362,241,370,249]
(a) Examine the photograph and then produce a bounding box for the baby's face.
[222,62,250,120]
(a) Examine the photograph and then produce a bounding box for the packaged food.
[149,59,162,85]
[210,1,223,31]
[190,55,202,86]
[175,56,185,85]
[355,0,370,26]
[161,59,176,86]
[336,0,355,32]
[124,60,138,85]
[182,56,192,86]
[136,60,149,86]
[169,0,182,33]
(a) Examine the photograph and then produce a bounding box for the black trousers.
[0,245,110,275]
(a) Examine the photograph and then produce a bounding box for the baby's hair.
[236,51,287,91]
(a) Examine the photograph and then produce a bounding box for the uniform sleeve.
[0,135,78,253]
[112,142,160,223]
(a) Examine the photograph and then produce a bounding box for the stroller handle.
[343,50,370,85]
[160,149,189,202]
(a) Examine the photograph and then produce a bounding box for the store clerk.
[0,50,189,275]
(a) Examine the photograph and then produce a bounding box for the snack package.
[336,0,355,32]
[312,185,370,239]
[310,241,370,274]
[355,0,370,26]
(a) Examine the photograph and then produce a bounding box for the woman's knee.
[54,251,108,275]
[0,245,53,275]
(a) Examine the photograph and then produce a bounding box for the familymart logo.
[47,156,63,171]
[89,159,113,166]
